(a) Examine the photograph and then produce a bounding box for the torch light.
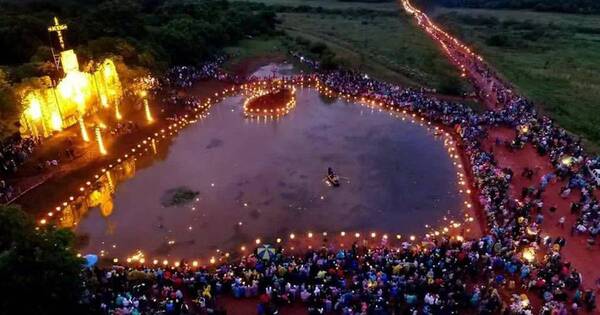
[95,126,107,155]
[79,117,89,142]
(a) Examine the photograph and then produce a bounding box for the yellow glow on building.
[50,112,62,131]
[105,170,115,192]
[19,55,123,139]
[95,59,122,108]
[57,70,91,114]
[60,50,79,73]
[20,18,123,139]
[100,94,108,107]
[27,95,42,120]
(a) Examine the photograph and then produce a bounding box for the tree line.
[0,0,277,69]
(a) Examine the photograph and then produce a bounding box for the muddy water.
[74,88,464,259]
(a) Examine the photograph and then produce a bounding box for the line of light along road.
[401,0,515,108]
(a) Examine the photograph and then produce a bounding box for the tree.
[0,14,47,65]
[0,69,20,137]
[0,205,84,315]
[89,0,145,38]
[156,17,209,64]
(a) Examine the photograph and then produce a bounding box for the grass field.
[223,37,288,69]
[433,7,600,148]
[223,1,466,93]
[278,11,466,91]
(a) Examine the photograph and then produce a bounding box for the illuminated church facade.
[19,17,123,139]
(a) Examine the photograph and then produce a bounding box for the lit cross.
[48,17,68,50]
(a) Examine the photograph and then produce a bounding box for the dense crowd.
[0,135,39,201]
[0,135,38,175]
[347,5,600,257]
[163,56,246,89]
[0,25,589,311]
[75,56,599,314]
[82,235,593,315]
[151,56,247,113]
[416,5,600,254]
[508,103,600,246]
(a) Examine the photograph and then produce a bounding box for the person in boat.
[328,167,335,177]
[327,167,340,186]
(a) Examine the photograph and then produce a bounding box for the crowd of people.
[149,56,240,113]
[73,54,600,314]
[163,55,243,89]
[412,4,600,258]
[342,2,600,257]
[0,16,590,311]
[77,239,508,314]
[0,135,39,201]
[81,234,593,314]
[0,44,591,313]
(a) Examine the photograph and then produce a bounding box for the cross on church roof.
[48,17,68,50]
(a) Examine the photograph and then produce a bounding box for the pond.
[71,88,466,260]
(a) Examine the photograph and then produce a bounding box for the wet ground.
[74,88,465,260]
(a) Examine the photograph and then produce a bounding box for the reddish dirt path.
[485,127,600,292]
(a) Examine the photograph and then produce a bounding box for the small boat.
[327,174,340,187]
[327,167,340,187]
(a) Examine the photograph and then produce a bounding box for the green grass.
[278,12,466,91]
[224,37,289,66]
[223,36,317,75]
[433,8,600,149]
[226,0,468,93]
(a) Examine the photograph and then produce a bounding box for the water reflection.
[63,88,466,261]
[60,137,173,230]
[62,162,120,227]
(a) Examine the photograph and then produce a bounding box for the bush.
[0,205,84,314]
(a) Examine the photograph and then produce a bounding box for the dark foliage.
[419,0,600,14]
[0,205,84,315]
[0,0,277,70]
